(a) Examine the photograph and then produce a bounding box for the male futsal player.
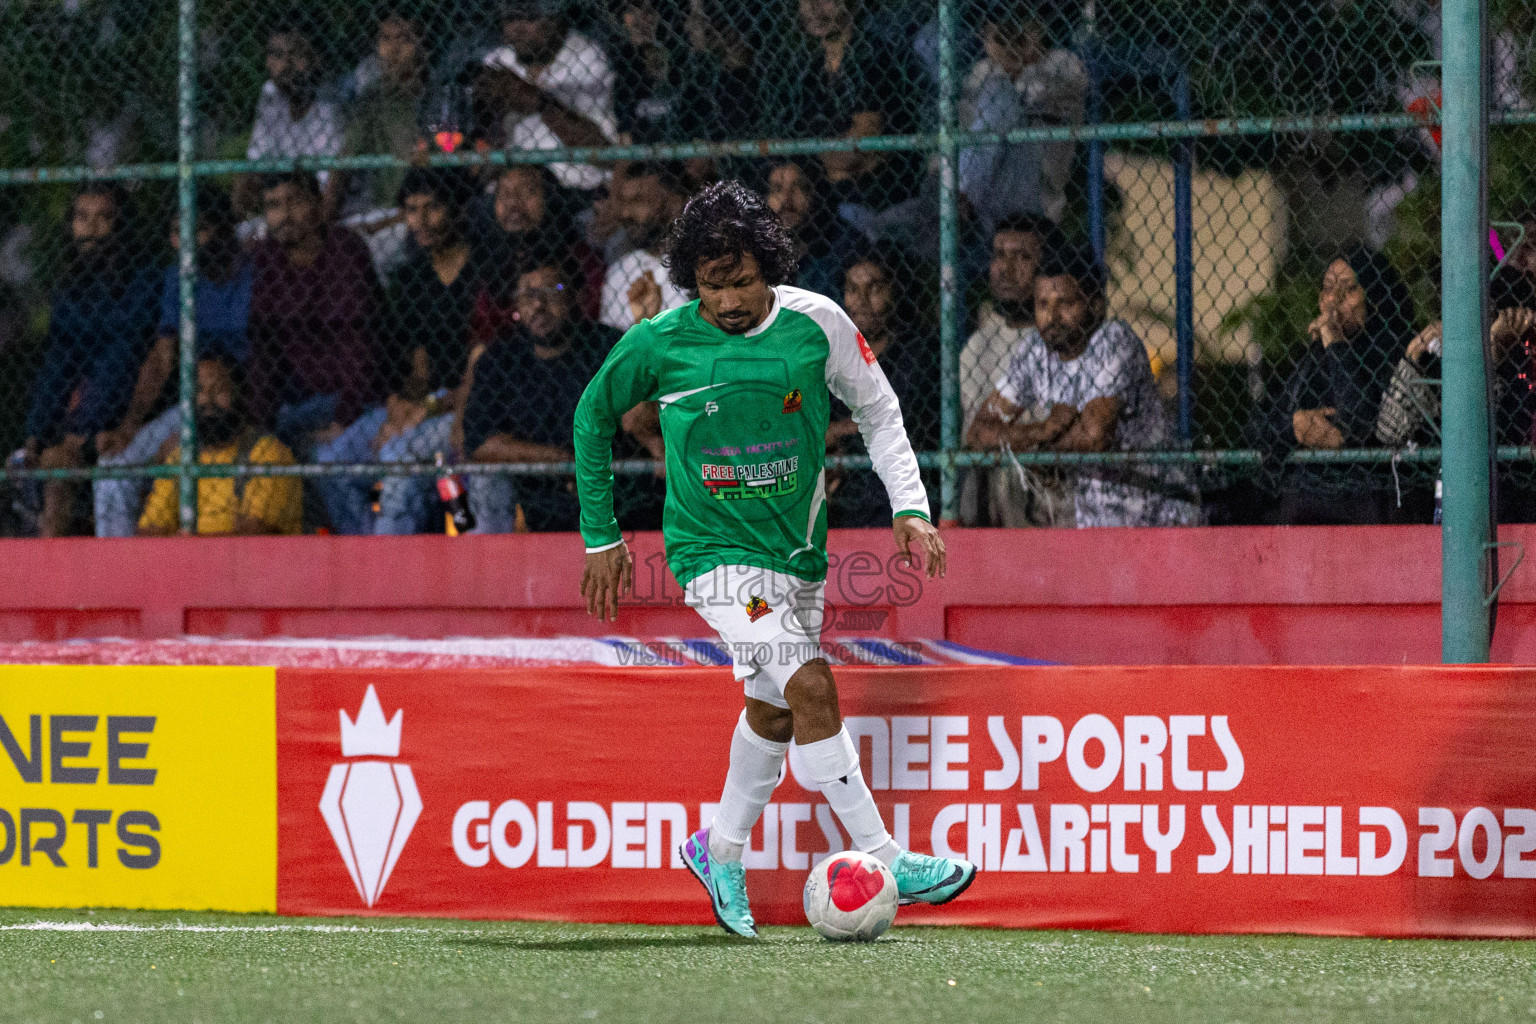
[574,181,975,937]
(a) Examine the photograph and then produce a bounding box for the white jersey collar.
[744,287,783,337]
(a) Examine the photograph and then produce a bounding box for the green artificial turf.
[1,908,1533,1023]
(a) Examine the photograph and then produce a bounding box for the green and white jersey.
[574,285,930,586]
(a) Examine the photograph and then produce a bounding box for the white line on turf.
[0,921,475,934]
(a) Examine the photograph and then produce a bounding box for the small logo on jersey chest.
[782,388,802,414]
[705,400,719,416]
[745,595,772,623]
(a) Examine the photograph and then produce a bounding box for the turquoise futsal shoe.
[890,849,977,906]
[681,828,757,938]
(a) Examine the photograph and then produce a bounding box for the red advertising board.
[276,665,1536,937]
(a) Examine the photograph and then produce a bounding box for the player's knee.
[783,660,838,718]
[745,697,793,743]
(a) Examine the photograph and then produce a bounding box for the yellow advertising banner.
[0,666,276,912]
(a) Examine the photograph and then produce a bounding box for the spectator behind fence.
[1376,310,1536,453]
[958,212,1071,527]
[1489,211,1536,459]
[959,0,1086,232]
[234,16,346,218]
[325,6,440,276]
[600,162,689,330]
[316,168,487,535]
[967,245,1201,527]
[479,0,618,192]
[764,0,925,238]
[610,0,757,145]
[138,355,301,536]
[764,158,857,300]
[825,243,939,527]
[94,187,254,537]
[1258,249,1414,525]
[473,164,605,338]
[247,172,383,459]
[16,183,157,537]
[463,256,617,532]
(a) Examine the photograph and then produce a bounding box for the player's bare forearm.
[581,542,634,622]
[893,515,946,579]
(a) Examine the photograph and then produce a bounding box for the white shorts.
[684,565,826,710]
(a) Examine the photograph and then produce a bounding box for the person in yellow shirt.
[138,355,303,535]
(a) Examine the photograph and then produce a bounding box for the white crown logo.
[320,685,421,907]
[339,685,402,758]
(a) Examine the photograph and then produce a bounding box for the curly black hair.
[662,180,799,293]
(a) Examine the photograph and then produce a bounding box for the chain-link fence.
[0,0,1528,537]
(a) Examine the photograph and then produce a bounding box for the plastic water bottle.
[434,452,475,536]
[1433,478,1443,525]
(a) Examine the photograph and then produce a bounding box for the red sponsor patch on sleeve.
[855,331,877,366]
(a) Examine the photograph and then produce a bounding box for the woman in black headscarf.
[1265,247,1415,524]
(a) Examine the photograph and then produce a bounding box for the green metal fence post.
[936,0,959,524]
[175,0,199,532]
[1440,0,1491,663]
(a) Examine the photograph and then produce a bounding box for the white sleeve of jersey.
[787,288,931,521]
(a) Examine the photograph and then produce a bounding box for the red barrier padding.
[12,526,1536,664]
[276,664,1536,936]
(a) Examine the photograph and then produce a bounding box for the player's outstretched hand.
[894,516,946,579]
[582,542,635,622]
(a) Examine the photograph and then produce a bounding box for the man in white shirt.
[968,245,1200,528]
[959,213,1067,526]
[478,0,618,191]
[600,162,690,330]
[236,19,346,216]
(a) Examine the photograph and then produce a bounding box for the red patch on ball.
[828,857,885,911]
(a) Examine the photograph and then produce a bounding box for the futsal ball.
[803,850,899,942]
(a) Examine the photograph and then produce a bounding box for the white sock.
[797,726,898,865]
[708,710,788,864]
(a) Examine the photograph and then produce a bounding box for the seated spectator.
[763,0,925,234]
[1490,212,1536,459]
[958,212,1069,527]
[1259,249,1413,525]
[325,6,440,277]
[911,7,981,89]
[600,161,690,330]
[826,243,940,527]
[967,245,1200,527]
[315,168,486,535]
[958,0,1086,232]
[960,213,1058,422]
[94,187,254,537]
[234,16,346,217]
[16,183,157,537]
[610,0,757,145]
[1375,307,1536,469]
[473,164,604,336]
[138,355,301,536]
[478,0,618,192]
[247,172,383,459]
[463,256,619,532]
[764,158,857,300]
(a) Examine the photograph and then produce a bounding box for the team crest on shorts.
[782,388,803,414]
[745,595,772,622]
